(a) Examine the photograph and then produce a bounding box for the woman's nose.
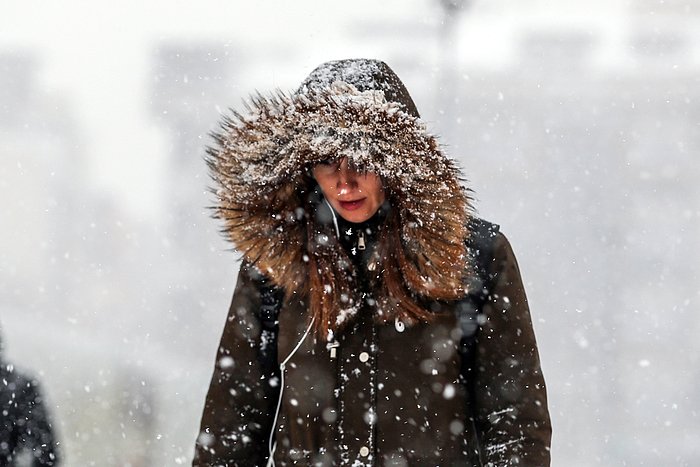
[337,158,357,186]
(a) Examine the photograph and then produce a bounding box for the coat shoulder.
[467,216,501,246]
[466,216,501,267]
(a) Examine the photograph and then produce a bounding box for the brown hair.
[303,185,468,337]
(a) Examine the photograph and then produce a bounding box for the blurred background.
[1,0,698,465]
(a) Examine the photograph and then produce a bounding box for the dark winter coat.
[0,341,60,466]
[194,59,551,466]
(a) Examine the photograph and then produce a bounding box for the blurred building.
[149,42,241,353]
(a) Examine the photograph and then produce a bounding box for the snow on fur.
[207,82,473,334]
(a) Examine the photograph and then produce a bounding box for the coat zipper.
[329,340,340,359]
[357,230,366,250]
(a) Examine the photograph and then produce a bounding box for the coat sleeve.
[193,262,279,467]
[472,232,552,466]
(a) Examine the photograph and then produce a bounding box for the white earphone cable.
[268,196,332,465]
[266,315,316,467]
[324,198,341,239]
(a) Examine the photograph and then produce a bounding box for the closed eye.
[315,159,342,173]
[317,158,339,167]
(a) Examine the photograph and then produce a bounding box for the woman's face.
[312,157,385,224]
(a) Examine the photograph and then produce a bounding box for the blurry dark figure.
[0,331,60,466]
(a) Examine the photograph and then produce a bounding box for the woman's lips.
[338,198,366,211]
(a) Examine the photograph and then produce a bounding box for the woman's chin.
[338,210,371,223]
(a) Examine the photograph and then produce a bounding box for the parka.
[193,59,551,466]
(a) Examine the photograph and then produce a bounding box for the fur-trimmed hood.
[207,59,474,335]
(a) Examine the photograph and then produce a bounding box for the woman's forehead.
[313,156,370,170]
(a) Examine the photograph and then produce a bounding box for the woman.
[193,59,551,466]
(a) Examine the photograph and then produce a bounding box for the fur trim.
[208,82,473,334]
